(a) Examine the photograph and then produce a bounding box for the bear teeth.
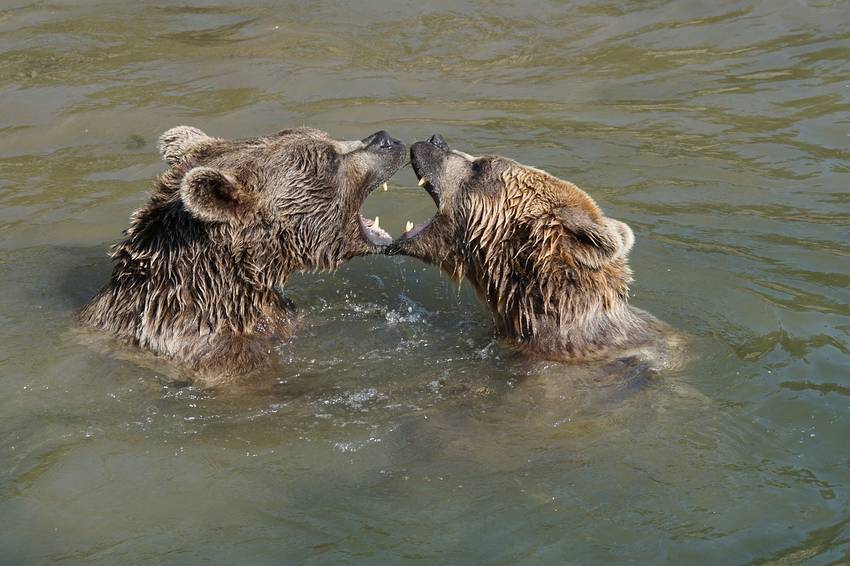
[417,176,428,187]
[382,182,388,192]
[373,216,380,229]
[405,221,414,232]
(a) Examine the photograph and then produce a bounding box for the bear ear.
[159,126,211,165]
[606,218,634,258]
[180,166,251,223]
[555,207,634,268]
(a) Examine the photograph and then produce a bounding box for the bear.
[388,134,678,364]
[79,126,405,385]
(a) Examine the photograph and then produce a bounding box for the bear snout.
[362,130,404,153]
[427,133,450,151]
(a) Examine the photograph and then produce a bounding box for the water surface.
[1,1,849,563]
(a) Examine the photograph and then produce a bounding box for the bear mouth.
[357,178,395,247]
[399,177,436,240]
[398,151,440,241]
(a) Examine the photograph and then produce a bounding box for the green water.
[2,1,849,563]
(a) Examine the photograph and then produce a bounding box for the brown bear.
[388,134,677,364]
[79,126,404,384]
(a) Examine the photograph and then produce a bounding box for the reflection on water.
[1,0,849,563]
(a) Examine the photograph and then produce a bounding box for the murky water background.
[1,0,849,563]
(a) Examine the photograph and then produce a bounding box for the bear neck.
[85,196,298,344]
[469,256,653,359]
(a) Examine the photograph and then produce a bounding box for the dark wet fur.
[79,127,405,386]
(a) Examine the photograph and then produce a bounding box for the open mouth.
[399,143,442,241]
[353,130,406,248]
[399,172,435,240]
[357,180,393,246]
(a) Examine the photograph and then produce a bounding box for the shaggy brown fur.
[79,126,404,385]
[388,135,674,362]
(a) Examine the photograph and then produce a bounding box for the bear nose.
[428,134,450,151]
[363,130,399,150]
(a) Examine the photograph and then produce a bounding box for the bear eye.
[312,145,340,165]
[471,159,486,175]
[320,150,340,174]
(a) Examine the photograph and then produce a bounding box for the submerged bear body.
[389,135,679,365]
[80,126,404,384]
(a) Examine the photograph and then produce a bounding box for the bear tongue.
[358,214,392,246]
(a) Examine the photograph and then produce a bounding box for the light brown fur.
[389,137,677,363]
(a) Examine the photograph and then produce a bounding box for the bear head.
[389,134,636,342]
[156,126,405,271]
